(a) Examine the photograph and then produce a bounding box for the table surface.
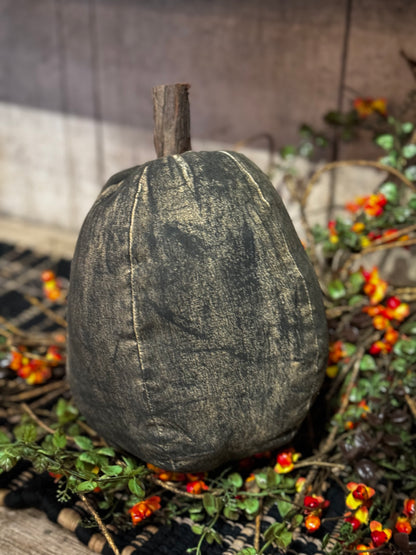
[0,506,94,554]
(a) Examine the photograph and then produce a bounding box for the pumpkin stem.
[152,83,192,157]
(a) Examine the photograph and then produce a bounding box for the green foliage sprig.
[1,97,416,555]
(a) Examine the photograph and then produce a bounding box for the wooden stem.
[152,83,191,157]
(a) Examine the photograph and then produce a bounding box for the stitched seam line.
[222,151,321,380]
[128,166,169,463]
[220,150,271,207]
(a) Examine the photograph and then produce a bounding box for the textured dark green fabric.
[67,151,328,471]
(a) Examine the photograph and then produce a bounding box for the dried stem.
[254,501,263,553]
[405,394,416,420]
[294,460,346,471]
[303,160,416,207]
[295,346,366,505]
[149,476,205,499]
[0,316,28,337]
[79,493,120,555]
[5,380,69,402]
[24,295,67,328]
[21,402,56,435]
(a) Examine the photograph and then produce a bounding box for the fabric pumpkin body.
[67,150,328,472]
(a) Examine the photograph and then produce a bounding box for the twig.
[303,160,416,207]
[394,286,416,301]
[6,380,69,402]
[149,476,205,499]
[149,476,224,499]
[405,394,416,420]
[254,501,263,553]
[21,402,56,435]
[0,316,28,337]
[325,333,377,402]
[77,419,102,439]
[295,347,366,505]
[29,384,70,410]
[351,238,416,257]
[294,460,346,471]
[368,223,416,246]
[341,238,416,277]
[24,295,68,328]
[79,493,120,555]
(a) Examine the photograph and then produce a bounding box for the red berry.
[371,530,388,547]
[386,296,401,309]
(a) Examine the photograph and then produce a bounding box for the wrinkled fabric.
[67,151,328,471]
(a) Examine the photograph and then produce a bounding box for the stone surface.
[67,150,328,471]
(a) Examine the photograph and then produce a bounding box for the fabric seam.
[128,166,172,466]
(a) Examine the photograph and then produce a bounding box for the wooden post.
[152,83,192,157]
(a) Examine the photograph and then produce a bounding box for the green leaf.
[128,478,145,497]
[203,493,220,517]
[96,447,116,457]
[52,430,67,450]
[0,431,11,444]
[276,498,293,518]
[188,503,204,514]
[391,358,408,373]
[78,451,99,465]
[190,524,204,535]
[55,398,79,424]
[402,122,414,133]
[343,342,357,357]
[237,548,257,555]
[32,457,50,473]
[227,472,243,489]
[0,452,19,472]
[276,529,293,549]
[402,321,416,335]
[101,464,123,476]
[266,466,280,488]
[264,522,286,542]
[14,423,38,443]
[244,497,260,515]
[379,153,398,168]
[402,144,416,159]
[315,135,329,147]
[190,512,205,522]
[299,124,314,137]
[328,279,346,300]
[76,480,98,492]
[322,533,331,549]
[223,506,240,521]
[359,354,377,371]
[408,195,416,210]
[405,165,416,181]
[291,513,304,527]
[205,529,222,545]
[280,145,296,159]
[73,436,94,451]
[348,271,365,293]
[254,471,268,489]
[393,206,412,223]
[379,182,399,204]
[375,134,395,150]
[324,111,344,126]
[122,456,137,471]
[348,295,364,306]
[299,142,313,158]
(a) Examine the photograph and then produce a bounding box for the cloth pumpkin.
[67,150,328,472]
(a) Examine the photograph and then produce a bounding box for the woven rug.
[0,241,344,554]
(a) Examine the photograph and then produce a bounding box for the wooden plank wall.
[0,0,414,232]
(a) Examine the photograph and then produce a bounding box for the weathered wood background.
[0,0,415,232]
